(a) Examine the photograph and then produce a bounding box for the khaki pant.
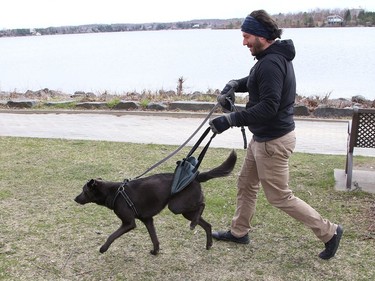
[230,131,336,243]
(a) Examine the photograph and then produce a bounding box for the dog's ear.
[87,179,97,189]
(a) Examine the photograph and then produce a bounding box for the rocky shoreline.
[1,88,374,118]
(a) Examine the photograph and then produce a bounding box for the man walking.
[209,10,343,260]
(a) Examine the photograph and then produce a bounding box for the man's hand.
[217,80,238,112]
[209,114,235,134]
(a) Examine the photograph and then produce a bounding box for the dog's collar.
[111,180,139,216]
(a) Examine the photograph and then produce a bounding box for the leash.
[186,127,216,173]
[170,127,216,194]
[131,102,220,180]
[225,96,247,149]
[129,96,247,181]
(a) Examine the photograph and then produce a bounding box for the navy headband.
[241,15,272,40]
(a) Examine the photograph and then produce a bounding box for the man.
[209,10,343,260]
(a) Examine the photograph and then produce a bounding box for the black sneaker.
[319,225,343,260]
[212,230,249,244]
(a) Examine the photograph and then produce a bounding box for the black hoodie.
[232,39,296,142]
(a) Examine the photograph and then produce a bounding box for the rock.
[75,102,108,109]
[294,105,310,116]
[7,100,39,108]
[71,91,86,98]
[86,92,96,98]
[147,102,167,111]
[113,101,139,110]
[351,95,367,103]
[313,107,353,118]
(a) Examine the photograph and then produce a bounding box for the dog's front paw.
[150,249,159,255]
[99,245,109,253]
[206,239,213,250]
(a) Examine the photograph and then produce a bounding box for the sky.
[1,0,375,29]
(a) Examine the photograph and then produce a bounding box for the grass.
[106,98,121,109]
[0,136,374,281]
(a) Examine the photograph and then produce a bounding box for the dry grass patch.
[0,137,374,280]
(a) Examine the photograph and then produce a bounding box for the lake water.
[1,27,374,100]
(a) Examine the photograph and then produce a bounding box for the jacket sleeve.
[234,76,249,93]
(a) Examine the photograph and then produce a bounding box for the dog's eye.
[83,187,90,196]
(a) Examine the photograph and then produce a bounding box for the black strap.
[112,181,139,216]
[186,127,212,158]
[175,127,216,174]
[183,127,216,173]
[132,103,220,180]
[226,97,247,149]
[193,130,216,172]
[170,127,216,195]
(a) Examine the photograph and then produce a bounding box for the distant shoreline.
[1,8,374,38]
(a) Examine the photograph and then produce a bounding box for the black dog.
[74,150,236,255]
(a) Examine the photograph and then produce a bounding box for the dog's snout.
[74,193,87,204]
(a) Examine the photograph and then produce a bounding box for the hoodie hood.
[256,39,296,61]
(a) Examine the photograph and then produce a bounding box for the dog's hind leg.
[142,218,160,255]
[182,211,213,250]
[99,221,136,253]
[198,217,213,250]
[182,203,205,230]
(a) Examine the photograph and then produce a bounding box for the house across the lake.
[327,15,344,26]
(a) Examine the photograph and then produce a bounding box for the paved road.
[0,111,374,157]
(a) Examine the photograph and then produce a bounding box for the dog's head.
[74,178,106,205]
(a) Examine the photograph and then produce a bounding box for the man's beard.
[251,37,264,56]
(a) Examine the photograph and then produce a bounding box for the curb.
[0,108,351,123]
[0,100,356,119]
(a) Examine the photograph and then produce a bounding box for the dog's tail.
[196,150,237,182]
